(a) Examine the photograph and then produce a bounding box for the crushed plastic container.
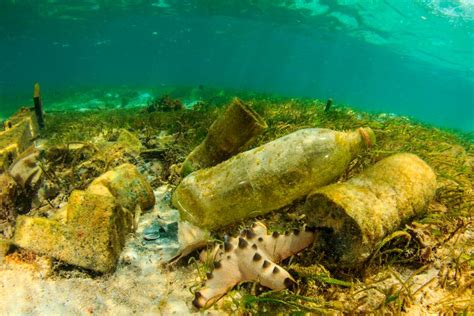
[304,153,437,266]
[181,98,267,176]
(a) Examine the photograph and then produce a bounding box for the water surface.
[0,1,472,131]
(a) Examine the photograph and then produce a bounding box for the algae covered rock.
[15,192,122,272]
[14,163,155,272]
[305,153,437,266]
[88,163,155,211]
[117,129,142,154]
[181,98,267,175]
[173,127,375,230]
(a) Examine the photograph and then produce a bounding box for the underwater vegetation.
[146,95,184,113]
[0,87,471,314]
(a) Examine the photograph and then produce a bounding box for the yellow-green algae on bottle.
[173,127,375,230]
[181,98,267,176]
[304,153,437,267]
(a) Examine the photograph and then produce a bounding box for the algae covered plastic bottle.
[173,127,375,230]
[304,153,436,267]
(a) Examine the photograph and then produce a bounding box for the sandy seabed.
[0,187,206,316]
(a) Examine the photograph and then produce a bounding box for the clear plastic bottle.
[173,127,375,230]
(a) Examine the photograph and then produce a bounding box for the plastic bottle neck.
[345,127,376,156]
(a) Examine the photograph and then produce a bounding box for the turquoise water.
[0,0,473,131]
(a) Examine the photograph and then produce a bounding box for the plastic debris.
[181,98,267,176]
[305,153,437,266]
[14,164,155,272]
[173,127,375,230]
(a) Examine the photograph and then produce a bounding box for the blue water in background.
[0,1,473,132]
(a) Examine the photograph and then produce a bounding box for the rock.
[3,248,53,277]
[117,129,142,154]
[15,192,125,272]
[88,163,155,211]
[14,164,155,273]
[143,219,178,242]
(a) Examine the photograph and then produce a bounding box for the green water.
[0,0,473,132]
